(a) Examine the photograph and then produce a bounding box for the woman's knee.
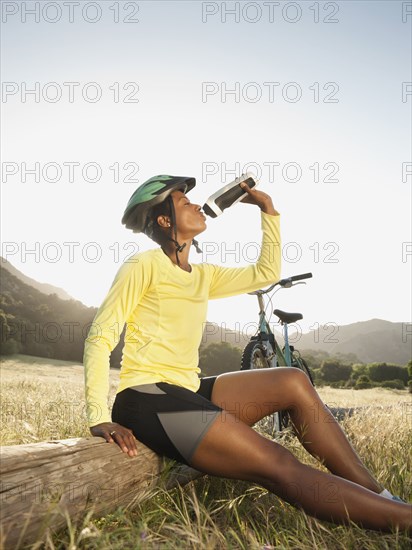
[274,367,316,418]
[279,367,313,397]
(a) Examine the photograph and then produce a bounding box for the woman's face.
[169,190,207,237]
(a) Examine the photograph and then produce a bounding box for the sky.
[1,0,411,341]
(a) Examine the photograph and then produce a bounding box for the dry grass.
[316,385,409,408]
[1,354,411,549]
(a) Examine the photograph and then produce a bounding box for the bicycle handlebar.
[247,272,313,295]
[278,272,313,286]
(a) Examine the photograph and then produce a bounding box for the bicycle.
[240,272,315,436]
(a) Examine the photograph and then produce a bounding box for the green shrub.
[310,368,322,384]
[351,363,368,380]
[199,342,242,376]
[355,374,373,390]
[0,338,22,355]
[367,363,408,384]
[319,361,352,383]
[328,380,347,389]
[380,379,406,390]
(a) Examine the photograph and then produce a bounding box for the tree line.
[198,343,411,391]
[1,267,410,391]
[309,359,411,391]
[0,267,124,367]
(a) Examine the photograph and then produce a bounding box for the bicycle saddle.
[273,309,303,324]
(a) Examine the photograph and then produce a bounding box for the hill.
[201,319,411,365]
[297,318,411,364]
[0,256,74,301]
[0,265,98,362]
[0,259,410,366]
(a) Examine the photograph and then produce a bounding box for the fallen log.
[0,437,204,549]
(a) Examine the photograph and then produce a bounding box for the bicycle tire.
[240,341,269,370]
[240,340,289,434]
[291,355,315,387]
[298,357,315,386]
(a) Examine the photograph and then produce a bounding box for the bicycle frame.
[242,272,313,435]
[282,323,293,366]
[248,272,313,372]
[253,290,288,367]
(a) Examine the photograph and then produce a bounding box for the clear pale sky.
[1,0,411,340]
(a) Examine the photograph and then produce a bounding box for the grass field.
[1,354,411,549]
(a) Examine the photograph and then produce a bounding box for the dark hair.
[144,198,172,246]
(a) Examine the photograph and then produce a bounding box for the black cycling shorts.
[111,376,223,466]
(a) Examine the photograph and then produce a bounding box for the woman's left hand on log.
[90,422,138,457]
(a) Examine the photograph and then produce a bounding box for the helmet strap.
[162,195,203,266]
[192,238,202,254]
[169,195,185,267]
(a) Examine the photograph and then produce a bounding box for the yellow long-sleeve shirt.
[83,211,281,427]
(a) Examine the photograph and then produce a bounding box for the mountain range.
[0,257,410,365]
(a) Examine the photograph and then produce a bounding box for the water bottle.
[202,173,258,218]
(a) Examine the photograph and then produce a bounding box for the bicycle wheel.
[240,341,269,370]
[291,354,315,387]
[240,340,288,435]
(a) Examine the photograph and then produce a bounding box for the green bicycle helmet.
[121,175,196,233]
[121,174,202,268]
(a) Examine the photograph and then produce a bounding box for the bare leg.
[189,410,412,532]
[210,368,383,493]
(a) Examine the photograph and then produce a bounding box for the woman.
[84,174,411,533]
